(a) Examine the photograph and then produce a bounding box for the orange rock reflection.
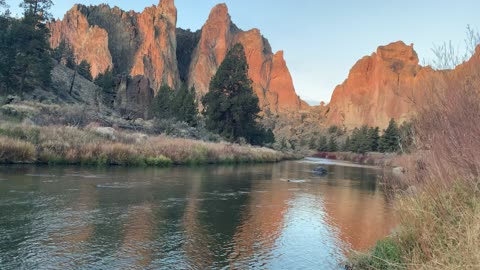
[322,183,397,251]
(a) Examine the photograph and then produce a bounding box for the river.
[0,158,396,269]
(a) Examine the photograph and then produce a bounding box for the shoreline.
[0,123,301,167]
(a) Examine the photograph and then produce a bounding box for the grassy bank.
[0,123,297,166]
[348,64,480,269]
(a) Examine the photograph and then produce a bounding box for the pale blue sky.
[5,0,480,103]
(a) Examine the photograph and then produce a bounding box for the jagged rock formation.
[48,6,112,79]
[326,41,436,128]
[326,41,480,129]
[48,1,306,116]
[49,0,179,92]
[188,4,305,113]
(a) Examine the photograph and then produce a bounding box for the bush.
[0,136,35,163]
[144,156,172,167]
[350,238,403,270]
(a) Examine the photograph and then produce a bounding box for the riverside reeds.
[349,57,480,269]
[0,123,294,166]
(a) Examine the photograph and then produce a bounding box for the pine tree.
[342,136,351,151]
[0,0,53,95]
[380,118,400,153]
[94,68,116,108]
[317,136,328,152]
[367,127,380,152]
[327,136,338,152]
[151,85,173,119]
[171,85,197,125]
[52,39,67,62]
[309,137,318,150]
[202,44,267,145]
[77,60,92,81]
[20,0,53,20]
[263,129,275,144]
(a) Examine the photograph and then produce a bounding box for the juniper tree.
[202,44,270,145]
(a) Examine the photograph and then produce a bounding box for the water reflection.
[0,159,396,269]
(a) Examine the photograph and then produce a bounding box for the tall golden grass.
[0,123,294,166]
[349,55,480,270]
[392,68,480,269]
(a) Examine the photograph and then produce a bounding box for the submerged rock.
[313,166,328,176]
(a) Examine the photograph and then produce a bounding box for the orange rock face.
[49,5,113,78]
[49,0,179,92]
[326,41,435,128]
[189,4,305,114]
[130,0,179,92]
[49,1,306,115]
[326,42,480,129]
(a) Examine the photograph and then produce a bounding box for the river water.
[0,158,396,269]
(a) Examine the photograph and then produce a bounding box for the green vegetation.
[349,238,403,270]
[202,44,274,145]
[340,119,405,154]
[76,60,92,81]
[379,119,400,153]
[150,84,198,126]
[95,68,116,108]
[0,0,53,95]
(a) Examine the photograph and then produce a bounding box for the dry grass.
[349,55,480,270]
[391,67,480,269]
[0,136,35,163]
[0,123,294,166]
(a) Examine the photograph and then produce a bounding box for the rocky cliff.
[49,0,179,93]
[326,41,480,129]
[326,41,437,128]
[188,4,305,113]
[48,1,305,115]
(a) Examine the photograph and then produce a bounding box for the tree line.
[0,0,54,95]
[316,119,413,154]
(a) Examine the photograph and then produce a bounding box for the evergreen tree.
[327,136,338,152]
[309,137,318,150]
[52,39,67,62]
[342,136,351,152]
[77,60,92,81]
[202,44,267,145]
[0,0,53,94]
[64,46,76,69]
[263,129,275,145]
[317,135,328,152]
[171,85,197,125]
[379,118,401,153]
[151,85,173,119]
[94,68,116,108]
[367,127,380,152]
[20,0,53,20]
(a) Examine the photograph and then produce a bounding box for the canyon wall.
[49,1,305,115]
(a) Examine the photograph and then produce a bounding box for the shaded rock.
[114,75,154,119]
[313,166,328,176]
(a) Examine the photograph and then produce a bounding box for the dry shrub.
[0,136,35,163]
[392,62,480,268]
[0,122,291,166]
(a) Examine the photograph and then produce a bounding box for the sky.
[5,0,480,104]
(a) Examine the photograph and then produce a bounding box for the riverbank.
[0,123,298,166]
[347,67,480,269]
[312,151,397,167]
